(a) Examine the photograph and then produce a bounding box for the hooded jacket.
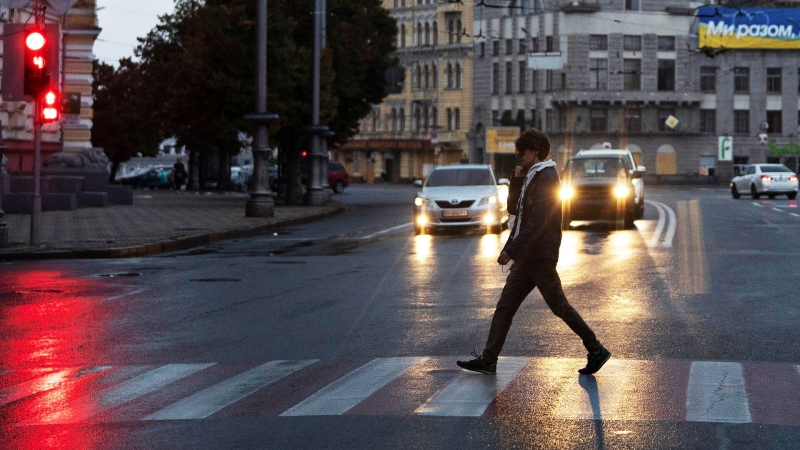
[501,165,562,262]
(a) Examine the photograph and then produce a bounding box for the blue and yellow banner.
[698,7,800,49]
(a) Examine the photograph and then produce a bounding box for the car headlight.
[560,186,574,200]
[414,197,432,207]
[478,196,497,206]
[614,185,630,198]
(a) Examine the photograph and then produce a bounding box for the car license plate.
[443,210,468,217]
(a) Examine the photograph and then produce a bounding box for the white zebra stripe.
[281,357,426,416]
[555,359,639,420]
[0,366,112,408]
[415,357,529,417]
[144,360,317,420]
[686,361,751,423]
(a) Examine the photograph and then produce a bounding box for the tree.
[91,59,162,182]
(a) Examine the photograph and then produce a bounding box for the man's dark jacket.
[501,165,562,262]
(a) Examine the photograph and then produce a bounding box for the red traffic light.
[41,89,59,122]
[24,28,49,97]
[25,30,46,51]
[301,150,308,157]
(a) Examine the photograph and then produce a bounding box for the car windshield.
[569,158,627,178]
[760,165,792,173]
[425,168,493,187]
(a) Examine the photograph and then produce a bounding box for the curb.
[0,202,346,261]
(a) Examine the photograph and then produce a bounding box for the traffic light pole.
[304,0,328,206]
[31,97,41,246]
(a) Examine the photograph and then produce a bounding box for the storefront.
[338,139,433,183]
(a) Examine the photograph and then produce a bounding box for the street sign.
[665,115,679,129]
[718,136,733,161]
[527,52,564,70]
[486,127,519,154]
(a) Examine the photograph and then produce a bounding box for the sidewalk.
[0,190,344,260]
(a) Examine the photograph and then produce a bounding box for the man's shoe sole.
[456,361,496,375]
[578,351,611,375]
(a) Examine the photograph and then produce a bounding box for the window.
[431,107,437,130]
[734,67,749,93]
[448,20,454,44]
[734,110,749,133]
[506,62,513,94]
[492,110,499,126]
[455,63,462,88]
[545,109,556,133]
[401,24,406,47]
[415,65,421,89]
[456,19,462,43]
[532,70,538,93]
[423,107,429,130]
[561,72,566,90]
[519,39,527,54]
[658,108,675,131]
[767,111,782,133]
[625,0,639,10]
[546,36,553,51]
[417,23,423,46]
[700,67,716,92]
[589,35,607,50]
[589,58,608,90]
[767,68,782,93]
[657,36,675,51]
[446,108,453,130]
[590,108,607,132]
[492,63,500,94]
[532,37,539,52]
[623,35,641,51]
[657,60,675,91]
[506,39,513,55]
[424,65,430,89]
[432,63,438,88]
[424,23,430,45]
[447,63,454,88]
[479,42,485,57]
[700,110,716,133]
[623,59,641,91]
[493,41,500,56]
[399,108,405,132]
[455,108,460,130]
[546,70,553,91]
[625,108,641,133]
[391,108,397,132]
[519,61,526,93]
[433,22,438,45]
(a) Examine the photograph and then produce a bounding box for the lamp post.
[245,0,278,217]
[304,0,329,206]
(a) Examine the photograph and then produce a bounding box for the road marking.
[0,367,112,408]
[143,360,316,420]
[104,286,149,303]
[555,359,639,420]
[22,363,216,424]
[415,357,529,417]
[646,200,666,248]
[771,207,783,212]
[791,213,800,218]
[281,357,426,416]
[752,202,764,207]
[686,361,751,423]
[661,201,677,248]
[644,200,676,248]
[359,223,414,240]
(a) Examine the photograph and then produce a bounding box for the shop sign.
[768,140,800,155]
[486,127,519,154]
[699,7,800,50]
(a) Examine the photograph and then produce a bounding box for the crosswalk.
[1,357,799,425]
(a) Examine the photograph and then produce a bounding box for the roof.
[574,149,631,159]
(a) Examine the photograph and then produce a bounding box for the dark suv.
[560,149,645,229]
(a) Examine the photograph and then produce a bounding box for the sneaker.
[578,346,611,375]
[456,350,496,375]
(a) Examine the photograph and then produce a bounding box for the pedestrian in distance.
[172,158,188,191]
[457,129,611,376]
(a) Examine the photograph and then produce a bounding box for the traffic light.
[41,89,59,122]
[24,27,49,97]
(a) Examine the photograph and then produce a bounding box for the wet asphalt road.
[1,183,799,449]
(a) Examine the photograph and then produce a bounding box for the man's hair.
[515,129,550,161]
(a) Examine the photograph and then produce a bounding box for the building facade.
[338,0,474,183]
[470,0,800,180]
[1,0,100,172]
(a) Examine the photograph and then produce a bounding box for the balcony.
[550,90,704,107]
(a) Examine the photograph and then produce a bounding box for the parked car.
[560,149,646,229]
[413,164,509,235]
[228,165,254,191]
[119,165,173,190]
[328,161,350,194]
[730,164,798,199]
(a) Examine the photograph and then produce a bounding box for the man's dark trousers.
[482,258,602,363]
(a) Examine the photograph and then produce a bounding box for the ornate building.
[0,0,100,172]
[338,0,474,183]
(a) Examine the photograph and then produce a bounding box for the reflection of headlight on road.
[478,196,497,206]
[614,186,630,198]
[416,214,428,225]
[484,213,496,224]
[414,197,431,207]
[560,186,574,200]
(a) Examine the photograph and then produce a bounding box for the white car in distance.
[730,164,798,200]
[413,164,509,235]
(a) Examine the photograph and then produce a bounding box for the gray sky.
[95,0,175,65]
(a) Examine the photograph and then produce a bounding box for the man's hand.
[497,251,511,265]
[513,166,523,177]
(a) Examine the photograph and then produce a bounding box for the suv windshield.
[426,168,494,187]
[760,165,792,173]
[569,158,628,178]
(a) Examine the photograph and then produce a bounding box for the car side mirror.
[414,179,423,187]
[637,165,646,172]
[498,178,510,185]
[632,171,643,179]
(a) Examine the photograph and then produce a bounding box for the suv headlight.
[414,197,432,207]
[614,185,630,198]
[560,186,574,200]
[478,196,497,206]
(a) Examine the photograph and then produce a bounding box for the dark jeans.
[482,258,602,363]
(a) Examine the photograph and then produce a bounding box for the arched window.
[424,65,430,89]
[456,20,462,43]
[401,24,406,47]
[447,108,453,131]
[417,23,423,46]
[432,63,438,88]
[424,107,430,130]
[448,20,455,44]
[456,63,462,88]
[399,108,406,132]
[425,23,430,45]
[416,65,422,89]
[447,63,454,88]
[433,22,438,45]
[431,107,438,129]
[454,108,460,130]
[415,107,422,130]
[391,108,398,132]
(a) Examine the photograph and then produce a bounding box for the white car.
[413,164,509,235]
[730,164,798,200]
